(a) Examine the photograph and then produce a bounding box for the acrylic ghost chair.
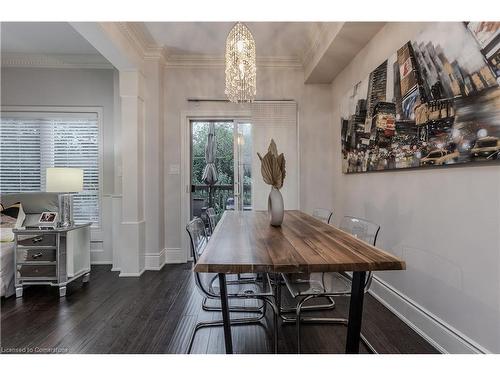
[205,207,218,237]
[280,216,381,353]
[312,208,334,224]
[201,208,261,314]
[278,208,336,317]
[186,217,279,353]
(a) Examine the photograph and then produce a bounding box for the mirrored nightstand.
[13,223,91,297]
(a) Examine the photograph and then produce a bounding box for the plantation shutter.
[251,101,298,211]
[0,111,100,226]
[0,120,41,192]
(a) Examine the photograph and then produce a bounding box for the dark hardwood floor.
[0,265,438,354]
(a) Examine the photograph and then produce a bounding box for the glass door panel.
[190,120,235,221]
[190,120,252,227]
[235,122,252,211]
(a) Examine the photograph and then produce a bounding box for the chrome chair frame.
[203,208,261,313]
[279,208,336,315]
[201,274,265,313]
[207,207,255,283]
[206,207,217,237]
[278,273,376,353]
[186,218,279,353]
[312,208,334,224]
[209,206,257,284]
[280,216,380,353]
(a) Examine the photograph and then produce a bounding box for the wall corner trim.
[145,248,167,270]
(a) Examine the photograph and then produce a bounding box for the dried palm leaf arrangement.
[257,139,286,226]
[257,139,286,189]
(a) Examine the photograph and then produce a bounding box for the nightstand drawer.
[17,248,57,263]
[17,234,56,248]
[17,264,57,279]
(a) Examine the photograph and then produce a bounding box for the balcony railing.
[191,184,251,219]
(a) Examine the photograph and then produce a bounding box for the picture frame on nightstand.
[39,211,58,224]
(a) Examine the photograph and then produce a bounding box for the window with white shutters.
[0,120,41,192]
[0,110,101,227]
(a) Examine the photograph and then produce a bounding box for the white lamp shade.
[46,168,83,193]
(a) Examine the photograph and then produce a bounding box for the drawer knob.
[33,237,43,243]
[32,252,43,259]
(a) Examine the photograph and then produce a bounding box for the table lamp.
[46,167,83,227]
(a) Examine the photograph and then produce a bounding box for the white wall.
[331,22,500,353]
[143,60,165,269]
[163,65,333,259]
[1,67,118,264]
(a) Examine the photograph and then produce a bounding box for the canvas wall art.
[341,22,500,173]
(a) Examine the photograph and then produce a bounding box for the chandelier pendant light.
[225,22,257,103]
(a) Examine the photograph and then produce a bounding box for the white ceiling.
[1,22,384,83]
[1,22,100,54]
[144,22,332,59]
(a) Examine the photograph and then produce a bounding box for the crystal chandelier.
[225,22,256,103]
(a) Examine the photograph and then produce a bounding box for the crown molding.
[116,22,168,66]
[107,23,302,69]
[1,23,328,71]
[165,54,302,69]
[165,54,221,67]
[1,53,114,69]
[144,46,168,64]
[127,22,157,49]
[115,22,148,58]
[258,56,302,68]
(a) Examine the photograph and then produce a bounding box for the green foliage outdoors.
[192,122,234,186]
[191,122,253,216]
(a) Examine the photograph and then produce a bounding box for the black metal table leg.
[218,273,233,354]
[275,273,281,312]
[345,271,366,353]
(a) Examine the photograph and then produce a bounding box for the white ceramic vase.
[268,186,284,227]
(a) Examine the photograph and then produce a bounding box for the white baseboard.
[119,268,146,278]
[110,267,121,272]
[145,248,167,271]
[165,248,186,264]
[369,275,490,354]
[90,246,112,265]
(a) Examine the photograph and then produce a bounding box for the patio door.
[190,120,252,220]
[234,122,252,211]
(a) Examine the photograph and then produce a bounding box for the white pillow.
[0,202,25,242]
[1,227,15,242]
[15,204,26,228]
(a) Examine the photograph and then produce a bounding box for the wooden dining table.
[193,210,406,354]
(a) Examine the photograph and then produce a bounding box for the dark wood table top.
[194,210,405,274]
